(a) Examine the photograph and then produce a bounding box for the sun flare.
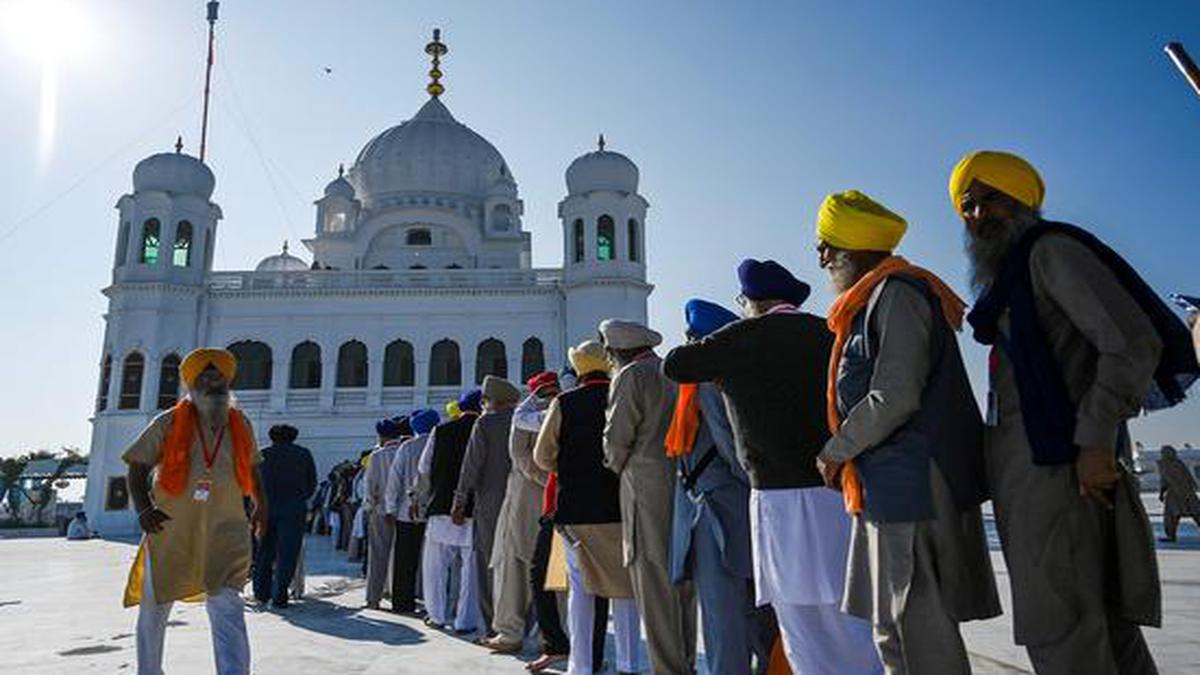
[1,0,97,167]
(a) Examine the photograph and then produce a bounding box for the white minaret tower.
[559,135,653,348]
[83,138,222,534]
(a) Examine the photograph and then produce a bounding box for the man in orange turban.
[815,190,1000,674]
[122,346,266,675]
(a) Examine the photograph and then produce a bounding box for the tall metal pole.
[200,1,219,162]
[1165,42,1200,100]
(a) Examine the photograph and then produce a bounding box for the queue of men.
[121,149,1199,675]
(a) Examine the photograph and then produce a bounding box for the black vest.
[553,379,622,525]
[837,276,987,523]
[426,414,478,517]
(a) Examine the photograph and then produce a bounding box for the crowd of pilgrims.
[245,150,1200,675]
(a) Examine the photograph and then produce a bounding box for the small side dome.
[256,242,308,272]
[324,164,356,199]
[132,141,215,199]
[565,135,638,195]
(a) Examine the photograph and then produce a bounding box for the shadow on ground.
[268,596,427,647]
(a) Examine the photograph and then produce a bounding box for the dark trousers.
[336,503,355,550]
[253,509,305,604]
[392,520,426,611]
[529,516,569,655]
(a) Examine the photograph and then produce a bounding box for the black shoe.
[270,599,289,610]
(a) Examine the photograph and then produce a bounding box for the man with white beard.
[122,348,267,675]
[950,150,1199,674]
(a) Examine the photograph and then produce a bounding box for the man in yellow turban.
[814,190,1000,673]
[951,151,1177,674]
[122,346,266,675]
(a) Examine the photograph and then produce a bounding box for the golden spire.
[425,28,448,98]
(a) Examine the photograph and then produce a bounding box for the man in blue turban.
[666,299,775,674]
[415,391,484,631]
[737,258,811,308]
[664,260,880,674]
[363,417,412,609]
[385,409,441,613]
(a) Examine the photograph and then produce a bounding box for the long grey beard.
[829,250,866,294]
[965,211,1038,296]
[191,391,231,426]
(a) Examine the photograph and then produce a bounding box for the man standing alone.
[122,348,267,675]
[254,424,316,609]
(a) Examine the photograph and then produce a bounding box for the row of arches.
[116,218,204,269]
[96,352,181,412]
[572,215,639,264]
[97,337,547,412]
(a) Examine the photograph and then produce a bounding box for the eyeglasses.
[959,190,1005,216]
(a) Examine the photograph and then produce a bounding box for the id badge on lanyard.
[195,425,226,502]
[985,347,1000,428]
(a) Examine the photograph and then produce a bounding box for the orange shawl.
[826,255,966,513]
[159,399,256,497]
[665,383,702,458]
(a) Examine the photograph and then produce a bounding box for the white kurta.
[750,487,851,607]
[750,487,882,675]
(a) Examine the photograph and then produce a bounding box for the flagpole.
[200,1,219,161]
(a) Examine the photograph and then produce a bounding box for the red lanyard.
[198,424,226,473]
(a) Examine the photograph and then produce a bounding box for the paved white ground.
[0,501,1196,674]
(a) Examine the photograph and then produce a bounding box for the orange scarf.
[159,399,256,497]
[826,255,966,513]
[665,383,701,458]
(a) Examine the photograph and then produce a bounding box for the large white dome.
[133,151,215,199]
[348,98,509,205]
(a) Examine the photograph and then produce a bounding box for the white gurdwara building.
[84,35,652,534]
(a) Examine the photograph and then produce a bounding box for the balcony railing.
[207,268,564,292]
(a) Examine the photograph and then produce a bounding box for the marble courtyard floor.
[1,503,1196,674]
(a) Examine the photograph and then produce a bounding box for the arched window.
[139,219,161,264]
[115,222,130,267]
[521,337,545,382]
[627,218,639,262]
[157,353,181,409]
[446,263,463,269]
[491,204,513,231]
[173,221,193,267]
[406,228,432,246]
[410,264,427,270]
[227,340,272,390]
[429,339,462,386]
[573,219,584,263]
[118,352,145,410]
[597,215,615,261]
[383,339,415,387]
[96,354,113,412]
[475,338,507,384]
[336,340,368,387]
[289,341,322,389]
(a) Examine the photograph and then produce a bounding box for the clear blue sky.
[1,0,1197,457]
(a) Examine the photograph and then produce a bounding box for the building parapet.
[207,267,564,293]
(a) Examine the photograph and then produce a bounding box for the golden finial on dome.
[425,28,448,98]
